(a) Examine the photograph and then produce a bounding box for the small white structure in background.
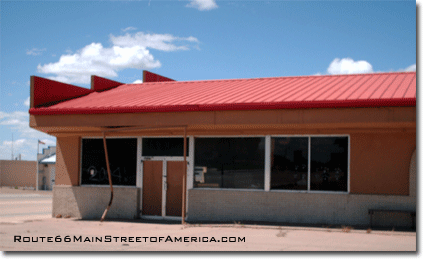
[37,146,56,190]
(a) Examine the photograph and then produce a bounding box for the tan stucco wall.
[0,160,37,188]
[350,132,416,195]
[409,149,416,197]
[56,137,80,186]
[30,107,415,135]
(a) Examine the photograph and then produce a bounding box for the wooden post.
[100,132,114,222]
[182,127,187,224]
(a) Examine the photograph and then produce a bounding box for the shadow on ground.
[67,217,416,232]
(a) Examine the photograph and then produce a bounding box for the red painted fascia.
[30,76,93,108]
[28,98,416,115]
[30,75,125,109]
[91,76,124,92]
[143,70,175,82]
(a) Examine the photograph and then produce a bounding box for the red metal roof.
[29,72,416,115]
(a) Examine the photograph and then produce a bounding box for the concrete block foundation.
[53,186,139,219]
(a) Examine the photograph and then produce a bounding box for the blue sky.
[0,0,417,160]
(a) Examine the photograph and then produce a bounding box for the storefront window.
[310,137,348,192]
[142,138,188,157]
[270,137,308,190]
[81,138,137,186]
[194,137,265,189]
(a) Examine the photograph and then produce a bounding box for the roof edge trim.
[29,98,416,115]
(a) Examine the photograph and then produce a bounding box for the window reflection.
[310,137,348,192]
[142,138,189,157]
[194,138,265,189]
[270,137,308,190]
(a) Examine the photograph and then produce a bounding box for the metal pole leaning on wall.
[182,127,187,225]
[100,132,114,222]
[36,141,39,191]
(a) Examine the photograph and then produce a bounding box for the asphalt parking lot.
[0,188,417,251]
[0,188,52,224]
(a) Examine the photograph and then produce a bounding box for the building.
[28,70,416,228]
[37,146,56,190]
[0,160,37,189]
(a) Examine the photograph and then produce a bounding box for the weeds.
[276,229,287,237]
[342,226,352,233]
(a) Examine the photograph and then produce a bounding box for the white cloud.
[37,32,199,84]
[3,139,27,148]
[122,26,137,32]
[0,110,56,160]
[133,79,143,84]
[327,58,373,75]
[110,32,199,52]
[26,48,46,56]
[403,64,416,72]
[24,97,30,107]
[186,0,218,11]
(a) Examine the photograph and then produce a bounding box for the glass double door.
[142,159,185,217]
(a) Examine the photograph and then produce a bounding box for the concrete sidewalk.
[0,218,416,251]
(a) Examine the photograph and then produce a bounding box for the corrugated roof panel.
[299,75,350,101]
[30,72,416,115]
[216,79,271,104]
[368,74,399,99]
[198,79,260,104]
[286,76,338,101]
[358,74,391,100]
[313,75,358,101]
[271,76,327,102]
[380,74,407,99]
[393,74,415,98]
[177,80,245,105]
[404,76,417,98]
[244,77,300,103]
[336,74,378,100]
[325,74,364,100]
[218,78,276,104]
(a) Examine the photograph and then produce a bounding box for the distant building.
[37,146,56,190]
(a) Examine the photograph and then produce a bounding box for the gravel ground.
[0,218,416,251]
